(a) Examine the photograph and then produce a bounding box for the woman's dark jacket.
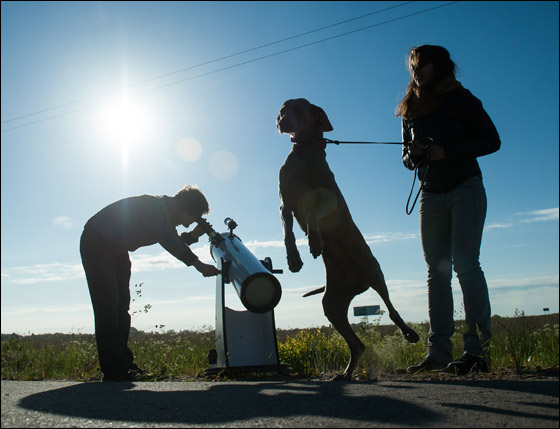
[402,87,501,194]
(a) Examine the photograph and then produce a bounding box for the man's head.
[174,185,210,226]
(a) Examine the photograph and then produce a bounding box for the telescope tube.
[210,233,282,313]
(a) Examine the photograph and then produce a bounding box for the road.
[2,376,558,428]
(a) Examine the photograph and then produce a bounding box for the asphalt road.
[2,376,558,428]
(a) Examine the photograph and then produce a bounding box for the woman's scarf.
[402,77,463,120]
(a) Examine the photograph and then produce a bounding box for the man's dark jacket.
[84,195,198,265]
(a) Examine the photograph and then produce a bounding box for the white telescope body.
[210,233,282,314]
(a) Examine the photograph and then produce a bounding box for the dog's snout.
[277,111,297,134]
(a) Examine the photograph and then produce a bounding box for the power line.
[1,1,460,133]
[1,1,415,126]
[140,2,460,94]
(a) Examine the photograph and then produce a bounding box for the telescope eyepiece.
[196,217,224,245]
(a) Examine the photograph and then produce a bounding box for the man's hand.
[193,260,220,277]
[190,223,207,240]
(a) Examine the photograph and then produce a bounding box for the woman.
[396,45,500,374]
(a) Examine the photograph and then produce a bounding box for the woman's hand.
[427,145,446,161]
[407,141,428,156]
[407,141,446,160]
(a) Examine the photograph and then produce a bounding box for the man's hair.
[174,185,209,217]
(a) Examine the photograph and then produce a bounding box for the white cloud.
[2,304,91,316]
[4,210,555,286]
[363,232,417,244]
[518,207,559,223]
[487,275,559,290]
[130,252,184,272]
[243,239,285,250]
[1,244,214,285]
[2,274,557,334]
[52,216,75,230]
[8,262,84,284]
[484,222,513,232]
[244,233,417,250]
[484,207,558,232]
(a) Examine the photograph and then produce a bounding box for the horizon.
[3,310,558,337]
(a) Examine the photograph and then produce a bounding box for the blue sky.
[1,1,558,334]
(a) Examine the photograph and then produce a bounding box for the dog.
[276,98,419,380]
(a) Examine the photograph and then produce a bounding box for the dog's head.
[276,99,333,142]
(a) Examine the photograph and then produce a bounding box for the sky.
[1,1,558,335]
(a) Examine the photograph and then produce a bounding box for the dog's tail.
[302,286,326,297]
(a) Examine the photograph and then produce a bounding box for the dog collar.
[292,139,327,150]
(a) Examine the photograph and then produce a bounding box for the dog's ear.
[310,104,333,132]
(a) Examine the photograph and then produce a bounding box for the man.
[80,185,220,381]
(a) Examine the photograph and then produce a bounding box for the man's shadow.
[19,380,439,425]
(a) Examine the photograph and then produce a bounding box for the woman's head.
[395,45,460,118]
[406,45,456,86]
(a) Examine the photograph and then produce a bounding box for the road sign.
[353,305,380,316]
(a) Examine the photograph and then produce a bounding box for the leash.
[324,138,402,145]
[405,159,430,215]
[321,136,433,215]
[405,137,433,215]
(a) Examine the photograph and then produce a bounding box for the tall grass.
[1,334,98,381]
[491,310,560,371]
[2,313,558,381]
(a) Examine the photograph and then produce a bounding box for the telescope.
[197,217,284,373]
[198,217,282,313]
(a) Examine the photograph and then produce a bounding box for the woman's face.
[412,62,436,87]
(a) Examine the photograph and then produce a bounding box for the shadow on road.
[18,380,440,425]
[398,378,559,398]
[17,378,559,426]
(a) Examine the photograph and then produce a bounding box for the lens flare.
[209,150,238,180]
[176,137,203,163]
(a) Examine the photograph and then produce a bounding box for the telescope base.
[213,258,281,372]
[205,363,289,377]
[215,306,280,369]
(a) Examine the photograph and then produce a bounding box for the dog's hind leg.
[322,272,365,381]
[368,258,420,344]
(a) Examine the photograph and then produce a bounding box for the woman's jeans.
[419,175,491,364]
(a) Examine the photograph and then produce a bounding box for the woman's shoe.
[406,357,446,373]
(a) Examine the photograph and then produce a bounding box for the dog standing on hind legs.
[276,98,419,380]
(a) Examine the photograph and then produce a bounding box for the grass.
[2,312,558,381]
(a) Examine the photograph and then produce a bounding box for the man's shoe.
[129,363,146,375]
[406,357,446,373]
[102,370,138,382]
[446,352,489,375]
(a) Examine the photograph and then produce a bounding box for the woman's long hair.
[395,45,458,118]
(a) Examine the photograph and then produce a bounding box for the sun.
[99,96,154,146]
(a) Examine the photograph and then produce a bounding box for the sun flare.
[100,97,154,146]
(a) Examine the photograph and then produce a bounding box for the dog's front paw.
[308,230,324,258]
[287,254,303,272]
[287,249,303,272]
